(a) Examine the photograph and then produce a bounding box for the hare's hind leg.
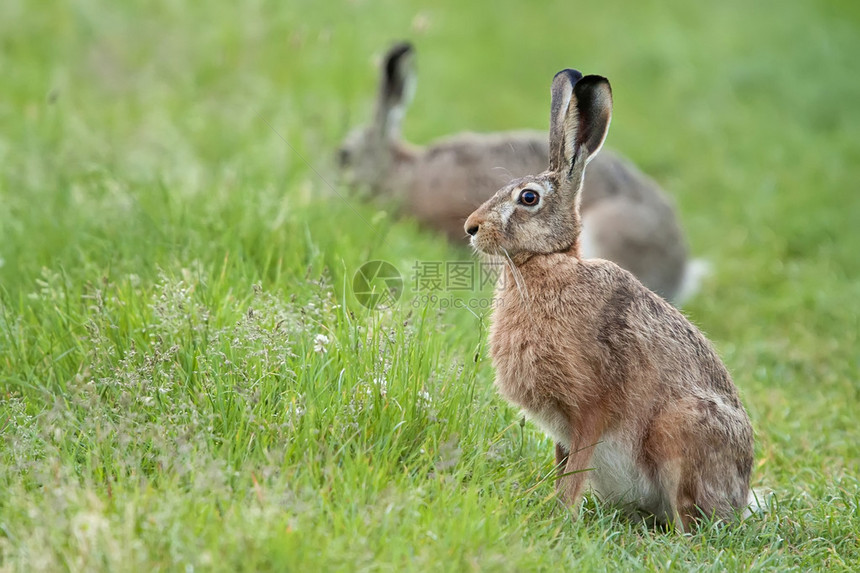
[655,457,696,532]
[644,403,705,531]
[648,399,753,530]
[663,462,746,530]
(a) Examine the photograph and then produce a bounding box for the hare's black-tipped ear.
[375,41,416,140]
[548,70,612,174]
[571,75,612,161]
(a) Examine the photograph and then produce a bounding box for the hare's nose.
[465,212,482,237]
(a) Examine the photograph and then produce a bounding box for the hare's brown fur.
[339,42,696,303]
[466,70,754,529]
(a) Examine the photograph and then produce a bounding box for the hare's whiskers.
[501,247,528,302]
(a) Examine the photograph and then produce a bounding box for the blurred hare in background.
[339,42,705,304]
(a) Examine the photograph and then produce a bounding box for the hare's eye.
[518,189,540,206]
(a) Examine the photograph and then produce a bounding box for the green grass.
[1,0,859,570]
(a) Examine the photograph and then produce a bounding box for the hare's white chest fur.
[589,432,669,516]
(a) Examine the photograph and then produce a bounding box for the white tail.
[743,487,774,518]
[675,258,712,306]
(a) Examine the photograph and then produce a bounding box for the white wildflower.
[418,390,433,408]
[372,377,388,397]
[313,333,330,353]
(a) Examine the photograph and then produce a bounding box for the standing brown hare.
[339,42,705,304]
[464,69,757,530]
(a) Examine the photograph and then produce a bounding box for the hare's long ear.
[549,69,582,172]
[548,69,612,176]
[374,41,416,141]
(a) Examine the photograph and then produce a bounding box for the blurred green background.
[1,0,859,570]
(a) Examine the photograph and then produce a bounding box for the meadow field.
[1,0,859,570]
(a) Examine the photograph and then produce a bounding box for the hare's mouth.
[470,233,502,256]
